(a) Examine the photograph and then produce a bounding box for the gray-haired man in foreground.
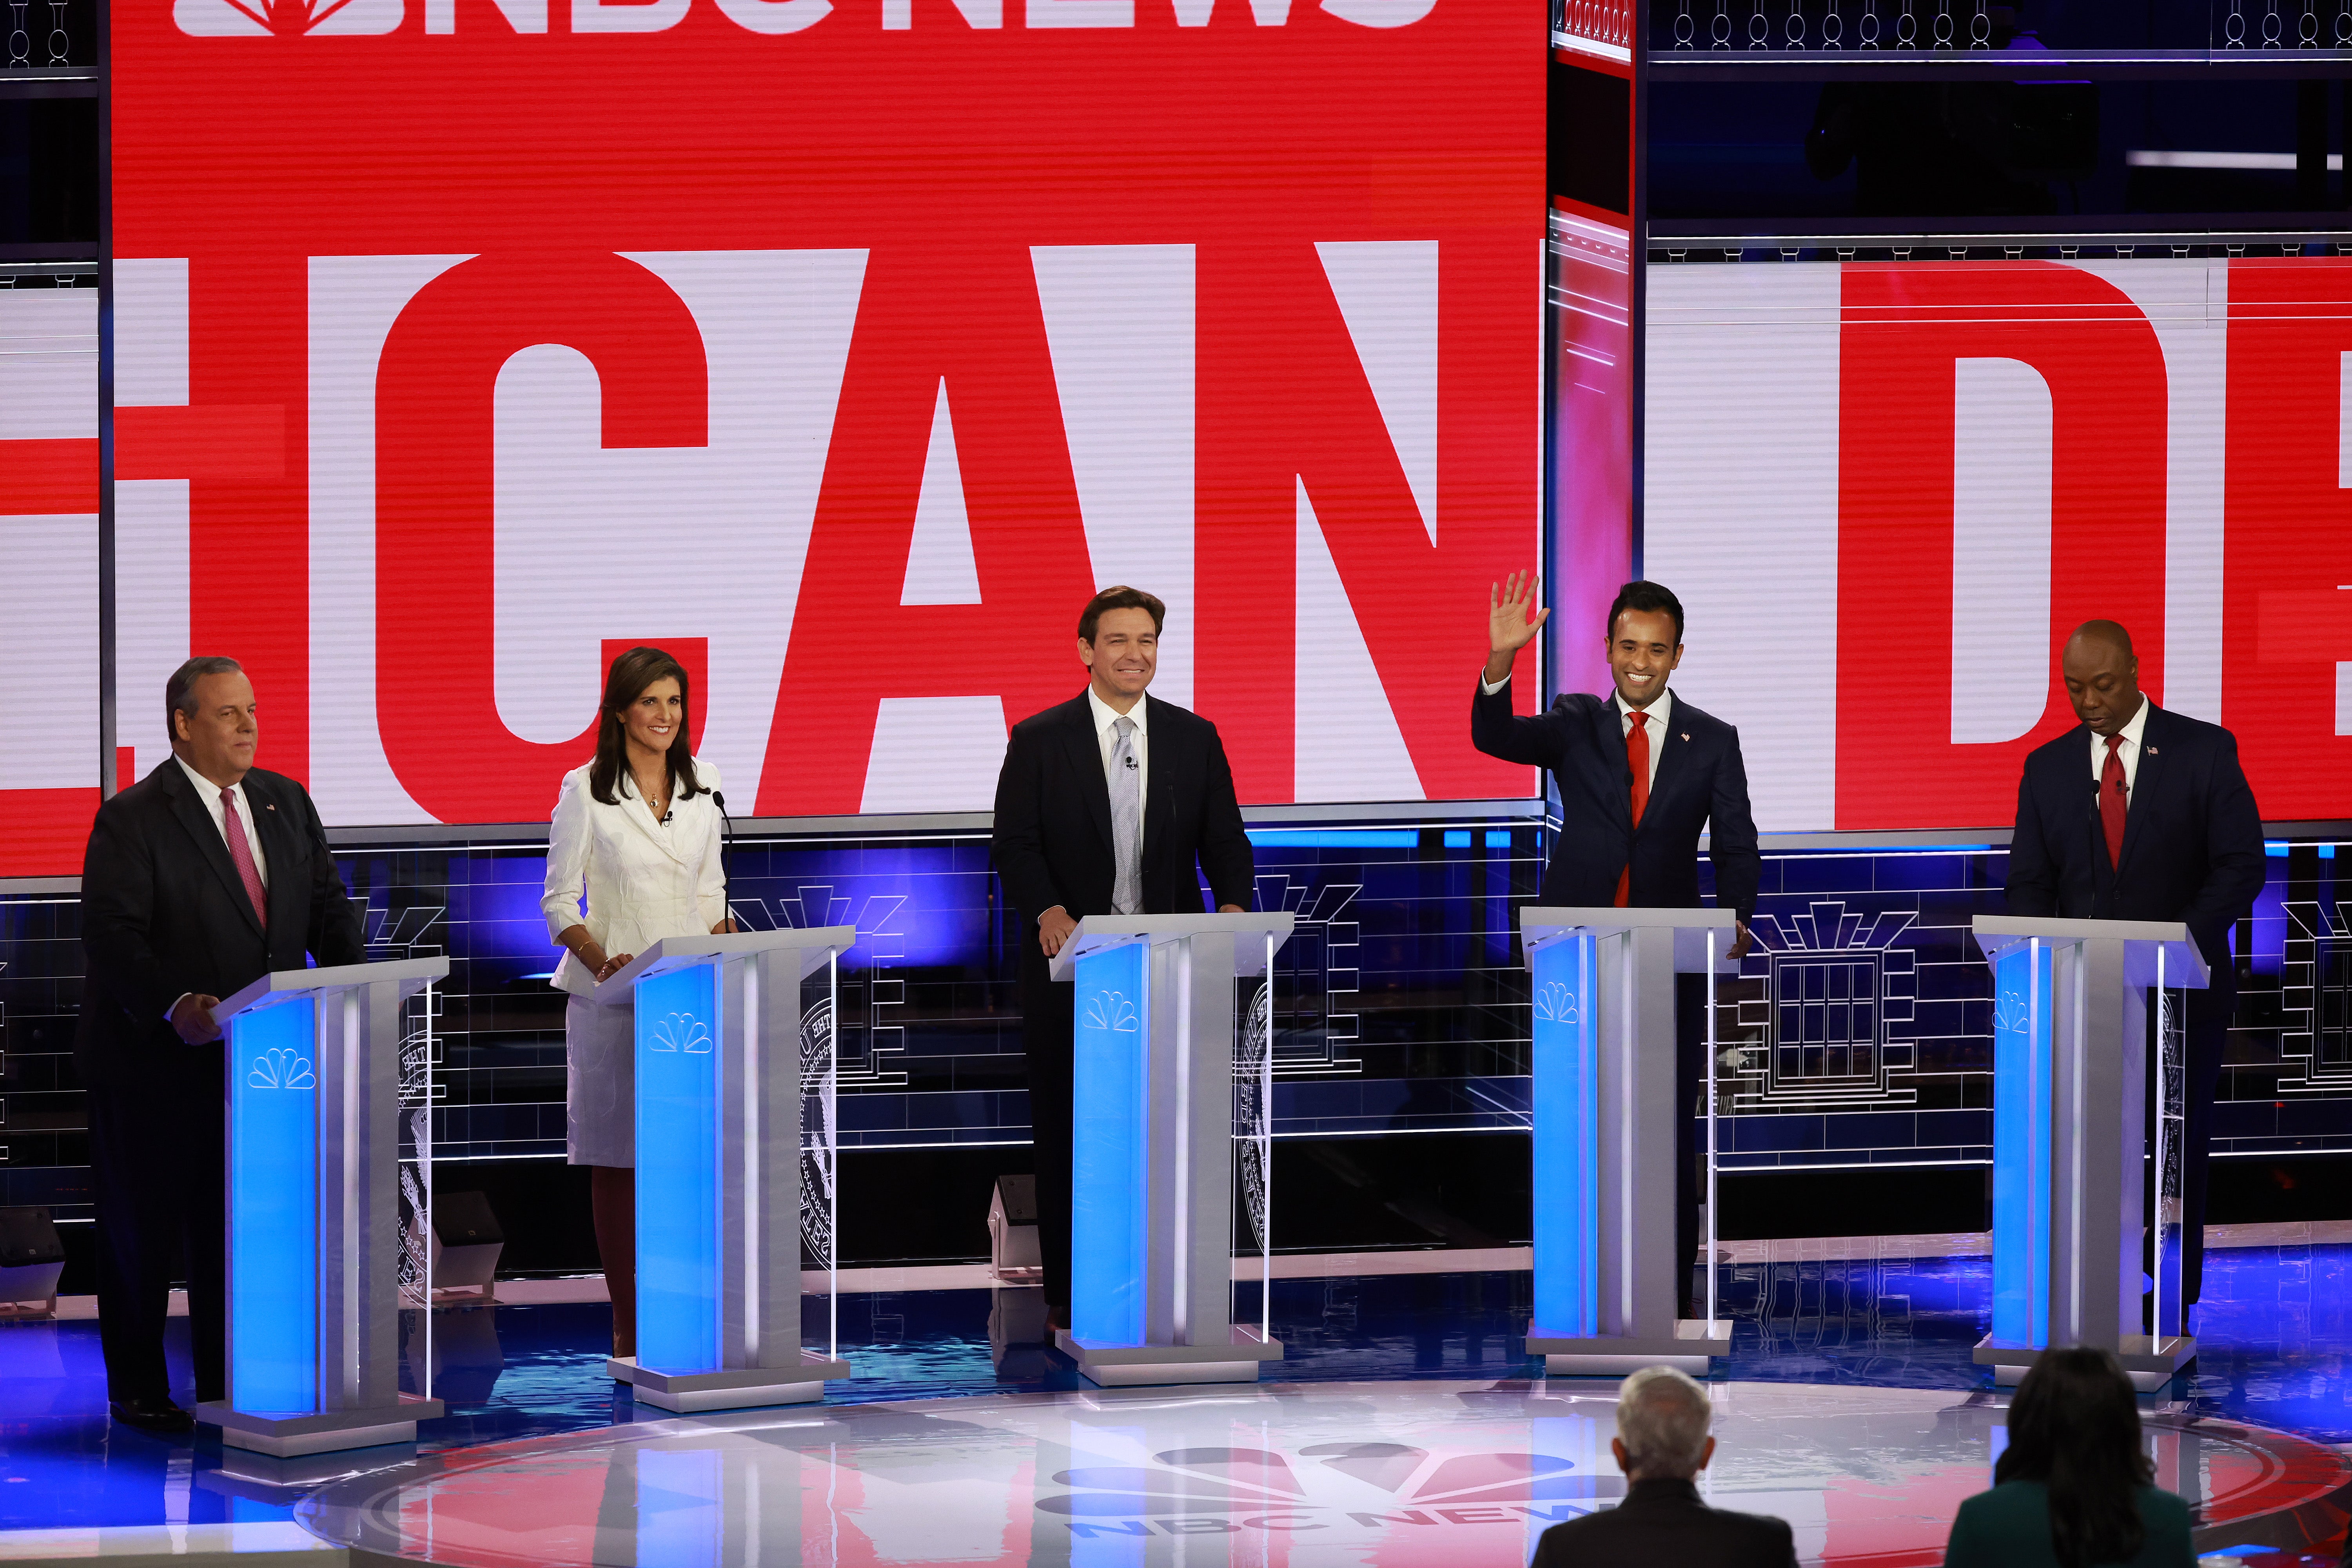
[1532,1367,1797,1568]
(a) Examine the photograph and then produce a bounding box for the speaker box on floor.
[0,1206,66,1318]
[430,1190,505,1303]
[988,1174,1041,1282]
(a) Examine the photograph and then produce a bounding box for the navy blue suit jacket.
[1472,680,1760,922]
[2005,703,2264,976]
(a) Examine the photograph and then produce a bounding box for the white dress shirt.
[1614,688,1672,789]
[1087,686,1149,844]
[167,754,271,1023]
[1479,672,1671,789]
[175,754,270,890]
[2089,695,2151,803]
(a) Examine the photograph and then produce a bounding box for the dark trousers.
[1675,972,1706,1319]
[1020,952,1078,1319]
[87,1058,226,1404]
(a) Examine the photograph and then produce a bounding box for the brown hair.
[588,646,702,807]
[1078,586,1166,644]
[166,656,243,743]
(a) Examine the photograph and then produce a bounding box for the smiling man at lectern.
[2005,620,2263,1311]
[76,657,366,1432]
[1472,575,1760,1321]
[991,587,1255,1330]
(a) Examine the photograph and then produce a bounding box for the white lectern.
[200,957,448,1456]
[1971,915,2205,1390]
[1048,912,1295,1386]
[596,927,857,1412]
[1519,907,1737,1376]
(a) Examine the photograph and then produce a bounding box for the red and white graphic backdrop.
[1646,257,2352,833]
[0,0,1552,871]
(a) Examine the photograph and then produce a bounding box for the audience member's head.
[1613,1365,1715,1483]
[1996,1346,2154,1568]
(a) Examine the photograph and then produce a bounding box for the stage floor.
[2,1240,2351,1564]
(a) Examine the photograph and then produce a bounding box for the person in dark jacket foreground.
[1530,1365,1797,1568]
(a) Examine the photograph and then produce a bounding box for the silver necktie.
[1110,715,1142,915]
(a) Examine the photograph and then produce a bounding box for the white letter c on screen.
[1320,0,1435,23]
[572,0,690,31]
[714,0,834,30]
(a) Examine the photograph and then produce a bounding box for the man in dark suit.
[1533,1365,1797,1568]
[991,587,1254,1328]
[1472,575,1760,1319]
[2006,620,2264,1307]
[78,656,365,1432]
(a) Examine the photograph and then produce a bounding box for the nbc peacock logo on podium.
[174,0,404,33]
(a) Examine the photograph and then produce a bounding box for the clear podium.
[1048,912,1295,1387]
[200,957,449,1457]
[1519,907,1737,1376]
[596,927,858,1412]
[1971,915,2206,1389]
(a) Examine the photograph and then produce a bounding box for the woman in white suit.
[541,645,732,1359]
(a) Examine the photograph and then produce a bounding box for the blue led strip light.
[1531,932,1598,1336]
[1990,941,2053,1349]
[636,962,721,1374]
[1072,940,1149,1347]
[229,998,320,1415]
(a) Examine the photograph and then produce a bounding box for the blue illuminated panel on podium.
[1990,941,2053,1351]
[1530,932,1598,1339]
[1071,939,1148,1349]
[636,962,721,1375]
[229,997,319,1414]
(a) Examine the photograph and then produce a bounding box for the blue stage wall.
[0,829,2346,1220]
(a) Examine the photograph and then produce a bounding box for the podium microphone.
[713,789,737,931]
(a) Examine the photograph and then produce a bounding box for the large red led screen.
[1645,256,2352,833]
[82,0,1545,854]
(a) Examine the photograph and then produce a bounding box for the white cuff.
[1479,670,1511,697]
[167,992,190,1025]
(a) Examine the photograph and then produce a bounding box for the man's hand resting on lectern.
[171,993,222,1045]
[1041,903,1249,957]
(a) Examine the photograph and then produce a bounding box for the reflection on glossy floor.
[4,1243,2352,1562]
[296,1381,2348,1568]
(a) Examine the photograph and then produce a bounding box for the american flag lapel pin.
[2146,746,2158,756]
[265,803,277,811]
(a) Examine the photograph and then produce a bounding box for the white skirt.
[566,993,635,1168]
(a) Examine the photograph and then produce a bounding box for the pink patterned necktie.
[221,788,268,929]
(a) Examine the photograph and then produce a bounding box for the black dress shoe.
[109,1396,194,1433]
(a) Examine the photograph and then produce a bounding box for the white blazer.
[541,759,728,999]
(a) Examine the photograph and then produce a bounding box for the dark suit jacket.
[2005,703,2264,977]
[77,759,367,1080]
[1472,682,1761,921]
[1533,1479,1797,1568]
[1942,1480,2194,1568]
[990,692,1255,969]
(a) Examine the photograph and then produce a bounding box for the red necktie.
[221,788,268,929]
[2100,734,2128,871]
[1614,710,1651,907]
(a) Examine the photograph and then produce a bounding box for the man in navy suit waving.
[2006,620,2263,1307]
[1473,575,1759,1319]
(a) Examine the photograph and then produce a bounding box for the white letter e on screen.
[1321,0,1435,23]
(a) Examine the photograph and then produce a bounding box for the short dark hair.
[1606,581,1684,646]
[166,656,244,743]
[1079,586,1166,644]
